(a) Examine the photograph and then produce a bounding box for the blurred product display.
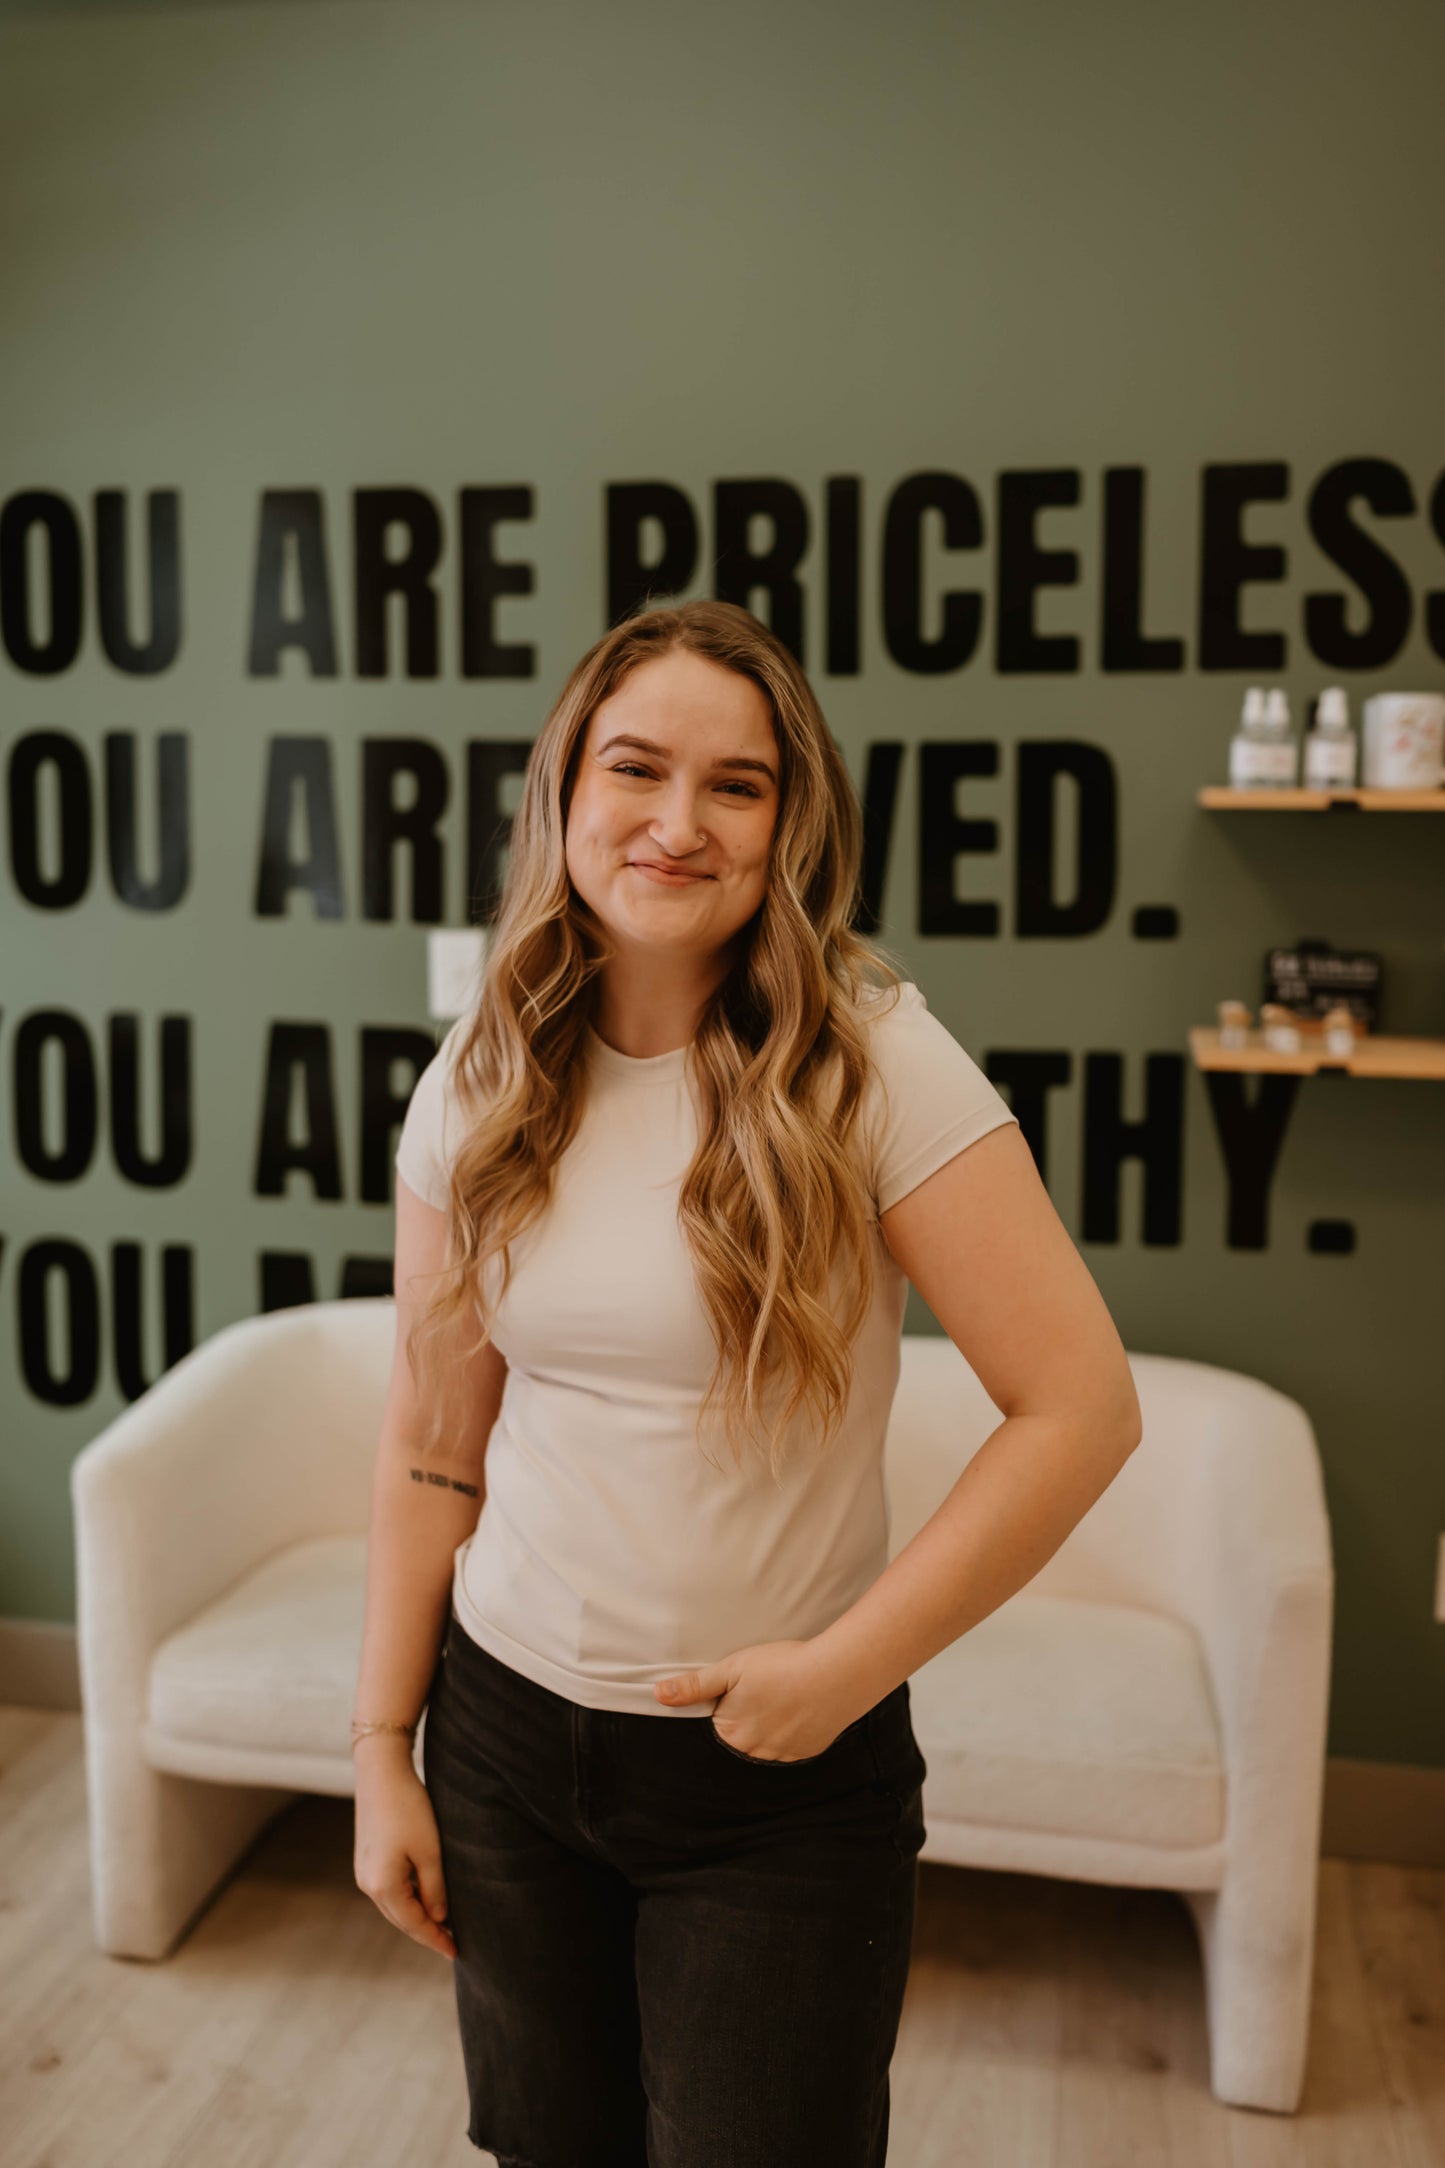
[1302,687,1358,789]
[1216,998,1252,1049]
[1228,685,1297,787]
[1361,692,1445,789]
[1222,684,1445,795]
[1264,940,1381,1031]
[1260,1003,1303,1053]
[1321,1004,1356,1055]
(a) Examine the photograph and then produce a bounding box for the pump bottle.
[1303,686,1358,788]
[1229,686,1298,787]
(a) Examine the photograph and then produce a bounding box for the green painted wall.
[2,0,1441,1769]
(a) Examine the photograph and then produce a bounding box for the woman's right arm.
[351,1171,507,1956]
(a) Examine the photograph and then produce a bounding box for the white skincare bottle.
[1303,686,1358,789]
[1262,689,1299,784]
[1229,686,1297,787]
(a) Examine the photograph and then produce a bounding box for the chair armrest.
[1173,1374,1334,1846]
[70,1299,393,1717]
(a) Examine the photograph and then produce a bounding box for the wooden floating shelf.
[1189,1027,1445,1080]
[1197,785,1445,811]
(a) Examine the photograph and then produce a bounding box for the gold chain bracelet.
[350,1718,418,1748]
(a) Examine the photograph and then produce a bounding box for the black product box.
[1263,939,1382,1028]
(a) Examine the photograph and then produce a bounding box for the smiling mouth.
[629,861,711,882]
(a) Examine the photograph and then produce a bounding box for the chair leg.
[1181,1880,1317,2111]
[84,1737,295,1959]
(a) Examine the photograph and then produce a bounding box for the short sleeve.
[394,1018,467,1211]
[861,982,1018,1216]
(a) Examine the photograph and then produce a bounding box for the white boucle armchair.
[70,1297,1333,2112]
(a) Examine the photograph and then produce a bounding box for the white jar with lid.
[1361,693,1445,788]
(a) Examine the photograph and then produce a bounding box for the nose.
[646,789,707,856]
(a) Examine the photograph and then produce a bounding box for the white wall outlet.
[1435,1532,1445,1625]
[427,927,488,1022]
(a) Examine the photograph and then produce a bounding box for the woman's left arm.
[809,1121,1144,1718]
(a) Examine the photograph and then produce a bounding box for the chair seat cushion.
[147,1548,1224,1850]
[908,1592,1225,1848]
[147,1535,367,1758]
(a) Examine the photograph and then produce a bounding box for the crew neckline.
[584,1023,691,1080]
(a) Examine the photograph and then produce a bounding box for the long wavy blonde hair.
[405,598,909,1482]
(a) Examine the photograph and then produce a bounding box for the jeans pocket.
[706,1709,870,1767]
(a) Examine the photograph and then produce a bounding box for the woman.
[352,598,1142,2168]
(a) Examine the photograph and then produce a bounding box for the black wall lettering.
[467,738,533,923]
[1100,468,1185,671]
[106,732,190,910]
[247,490,338,677]
[364,1026,444,1204]
[94,489,182,674]
[9,732,92,908]
[1015,742,1117,936]
[825,475,862,676]
[995,470,1082,674]
[261,1252,318,1312]
[258,1251,394,1310]
[14,1011,98,1180]
[354,487,443,679]
[459,486,536,678]
[1080,1052,1184,1244]
[1421,466,1445,661]
[254,738,345,918]
[606,482,699,627]
[112,1242,194,1395]
[713,479,809,661]
[854,740,905,937]
[881,471,983,674]
[1197,461,1288,670]
[361,738,449,922]
[917,741,999,935]
[1201,1070,1299,1249]
[18,1240,100,1404]
[1303,458,1414,668]
[0,491,84,675]
[338,1254,400,1299]
[254,1022,343,1198]
[109,1015,192,1186]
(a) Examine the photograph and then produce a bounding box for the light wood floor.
[2,1704,1442,2167]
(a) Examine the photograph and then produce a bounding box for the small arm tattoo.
[408,1467,480,1498]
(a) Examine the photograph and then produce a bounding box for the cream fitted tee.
[394,983,1019,1717]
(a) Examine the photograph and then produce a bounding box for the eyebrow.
[593,734,777,786]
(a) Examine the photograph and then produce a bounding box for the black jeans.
[422,1609,928,2168]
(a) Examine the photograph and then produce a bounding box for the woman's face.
[565,648,780,968]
